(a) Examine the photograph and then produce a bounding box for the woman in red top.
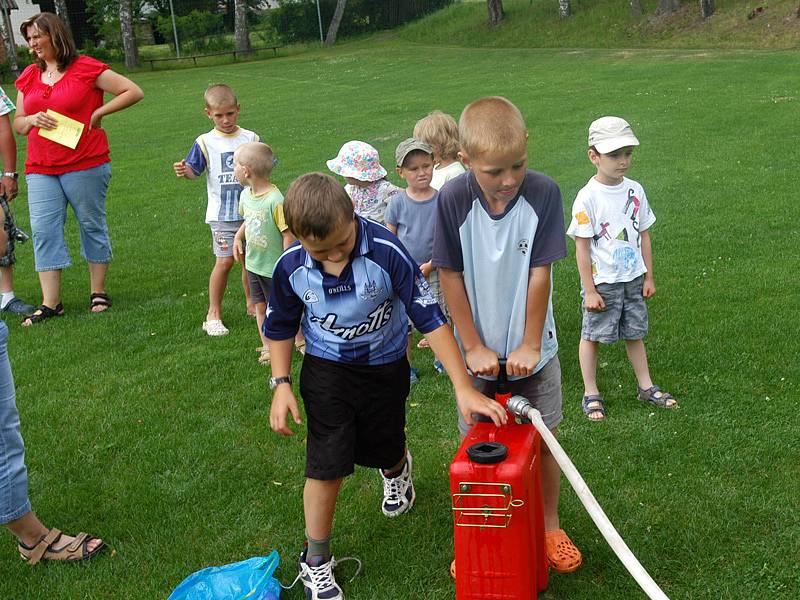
[14,12,143,325]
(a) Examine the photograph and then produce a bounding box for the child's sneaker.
[202,319,228,336]
[299,549,343,600]
[409,367,419,385]
[433,359,445,374]
[379,451,415,517]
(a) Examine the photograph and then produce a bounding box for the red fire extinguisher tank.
[450,364,549,599]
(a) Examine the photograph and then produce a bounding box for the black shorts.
[247,269,272,304]
[299,354,410,480]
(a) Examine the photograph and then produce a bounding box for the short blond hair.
[204,84,237,109]
[413,111,460,161]
[235,142,274,179]
[459,97,527,159]
[284,173,353,240]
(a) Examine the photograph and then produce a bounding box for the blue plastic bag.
[168,550,281,600]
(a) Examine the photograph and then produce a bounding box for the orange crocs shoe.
[545,529,582,573]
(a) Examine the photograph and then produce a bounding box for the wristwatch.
[269,375,292,390]
[2,172,17,180]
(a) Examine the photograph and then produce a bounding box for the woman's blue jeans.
[25,162,113,272]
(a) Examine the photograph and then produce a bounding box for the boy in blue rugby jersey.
[264,172,506,600]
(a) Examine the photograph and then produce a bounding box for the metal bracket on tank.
[452,482,525,528]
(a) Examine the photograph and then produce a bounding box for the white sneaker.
[202,319,229,336]
[299,550,343,600]
[379,451,415,517]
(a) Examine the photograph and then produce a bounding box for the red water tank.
[450,388,548,598]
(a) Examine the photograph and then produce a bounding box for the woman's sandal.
[545,529,583,573]
[582,394,606,421]
[21,303,65,326]
[637,385,677,408]
[18,528,105,565]
[89,292,112,313]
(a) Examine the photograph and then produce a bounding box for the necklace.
[45,68,58,81]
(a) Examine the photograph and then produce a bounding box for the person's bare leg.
[207,257,234,321]
[541,430,562,532]
[88,262,110,312]
[304,478,342,541]
[0,266,13,294]
[37,269,61,308]
[242,267,255,316]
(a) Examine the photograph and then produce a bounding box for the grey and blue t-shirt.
[264,216,446,365]
[432,170,567,378]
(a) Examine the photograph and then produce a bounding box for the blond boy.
[413,110,466,191]
[231,142,299,363]
[173,84,259,336]
[433,96,583,573]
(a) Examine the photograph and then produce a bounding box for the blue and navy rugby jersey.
[264,216,446,365]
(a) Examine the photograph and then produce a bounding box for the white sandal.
[202,319,229,336]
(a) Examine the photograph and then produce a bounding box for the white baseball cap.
[588,116,639,154]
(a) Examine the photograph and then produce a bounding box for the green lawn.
[0,38,797,599]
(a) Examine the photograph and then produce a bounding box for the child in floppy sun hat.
[326,140,400,224]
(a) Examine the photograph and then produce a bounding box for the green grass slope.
[399,0,800,48]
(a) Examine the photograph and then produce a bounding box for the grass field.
[0,35,797,600]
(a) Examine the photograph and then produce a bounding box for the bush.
[268,0,454,44]
[156,9,225,51]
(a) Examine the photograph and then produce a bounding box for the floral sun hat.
[326,140,387,182]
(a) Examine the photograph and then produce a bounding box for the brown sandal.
[18,528,105,565]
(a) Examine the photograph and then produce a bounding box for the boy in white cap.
[567,116,678,421]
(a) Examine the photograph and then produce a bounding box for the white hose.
[506,396,670,600]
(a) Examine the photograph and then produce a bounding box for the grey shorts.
[581,275,648,343]
[457,355,563,435]
[209,221,242,258]
[247,270,272,304]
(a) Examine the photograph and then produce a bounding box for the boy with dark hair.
[433,96,583,574]
[264,172,506,599]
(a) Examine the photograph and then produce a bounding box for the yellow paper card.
[37,109,84,150]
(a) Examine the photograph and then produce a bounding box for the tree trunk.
[119,0,139,69]
[53,0,72,36]
[0,9,19,78]
[657,0,681,14]
[234,0,251,53]
[325,0,347,46]
[699,0,714,18]
[558,0,571,18]
[487,0,504,26]
[629,0,642,18]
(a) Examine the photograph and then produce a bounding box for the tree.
[234,0,250,53]
[699,0,714,18]
[119,0,139,69]
[0,6,19,77]
[325,0,347,46]
[656,0,680,15]
[558,0,570,18]
[53,0,73,35]
[487,0,504,25]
